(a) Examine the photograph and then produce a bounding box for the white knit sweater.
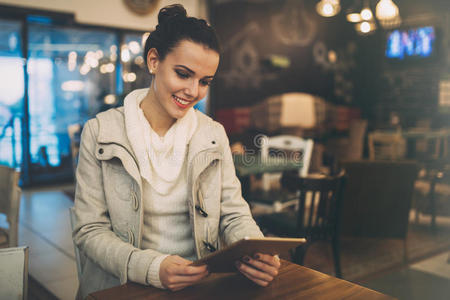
[124,89,197,288]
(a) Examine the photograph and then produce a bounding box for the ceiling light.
[61,80,84,92]
[68,51,77,71]
[104,94,116,105]
[376,0,401,29]
[360,7,373,21]
[328,50,337,63]
[123,72,136,82]
[128,41,141,55]
[360,21,371,33]
[95,50,104,59]
[121,45,130,63]
[356,21,376,35]
[347,13,362,23]
[316,0,341,18]
[376,0,399,20]
[80,63,90,75]
[134,56,144,65]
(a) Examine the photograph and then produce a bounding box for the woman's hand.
[159,255,209,291]
[235,253,281,287]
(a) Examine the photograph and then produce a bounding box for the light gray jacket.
[73,107,263,298]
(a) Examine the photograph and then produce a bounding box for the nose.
[185,79,199,99]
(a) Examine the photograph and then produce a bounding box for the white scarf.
[124,88,198,195]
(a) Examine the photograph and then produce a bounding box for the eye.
[175,69,190,79]
[200,79,212,86]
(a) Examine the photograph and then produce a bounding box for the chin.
[169,108,190,120]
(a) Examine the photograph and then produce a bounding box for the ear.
[146,48,159,74]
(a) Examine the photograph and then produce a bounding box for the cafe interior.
[0,0,449,299]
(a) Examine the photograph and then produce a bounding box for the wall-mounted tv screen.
[386,26,436,61]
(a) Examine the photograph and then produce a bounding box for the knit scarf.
[124,88,197,195]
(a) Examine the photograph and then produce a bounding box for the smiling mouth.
[173,95,192,108]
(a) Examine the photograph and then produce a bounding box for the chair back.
[368,131,406,160]
[0,165,21,247]
[261,135,314,190]
[281,173,346,241]
[340,160,418,238]
[69,207,86,283]
[0,246,29,300]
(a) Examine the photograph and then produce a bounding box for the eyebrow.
[175,65,215,79]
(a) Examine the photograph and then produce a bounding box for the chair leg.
[331,237,342,278]
[9,222,18,247]
[403,238,408,264]
[291,245,307,265]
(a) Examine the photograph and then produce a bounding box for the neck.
[140,86,176,137]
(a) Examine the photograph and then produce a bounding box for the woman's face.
[148,40,220,121]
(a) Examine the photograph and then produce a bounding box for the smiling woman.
[142,40,219,131]
[72,3,280,299]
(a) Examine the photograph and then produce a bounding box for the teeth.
[174,96,189,105]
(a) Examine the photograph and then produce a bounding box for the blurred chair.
[249,135,314,214]
[0,165,21,247]
[340,160,418,262]
[326,119,368,162]
[0,246,29,300]
[261,135,314,191]
[413,162,450,230]
[368,130,406,160]
[257,173,346,278]
[69,207,86,284]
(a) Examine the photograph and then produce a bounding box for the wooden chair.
[414,161,450,230]
[260,135,314,191]
[368,130,406,160]
[257,173,346,278]
[0,246,29,299]
[248,135,314,214]
[340,160,418,263]
[0,165,21,247]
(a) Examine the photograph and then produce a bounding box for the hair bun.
[158,4,187,25]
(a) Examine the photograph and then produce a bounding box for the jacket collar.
[95,107,220,162]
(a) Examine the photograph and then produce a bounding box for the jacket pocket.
[104,161,134,202]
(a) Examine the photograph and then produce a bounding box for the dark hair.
[144,4,220,64]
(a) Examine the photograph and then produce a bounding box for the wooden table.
[87,260,394,300]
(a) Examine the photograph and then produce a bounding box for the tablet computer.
[191,237,306,273]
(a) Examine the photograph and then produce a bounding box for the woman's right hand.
[159,255,209,291]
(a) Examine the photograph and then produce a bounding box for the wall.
[0,0,206,30]
[355,0,450,129]
[210,0,358,111]
[211,0,450,130]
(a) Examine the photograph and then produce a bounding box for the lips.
[172,95,193,109]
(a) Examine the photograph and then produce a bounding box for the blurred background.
[0,0,448,299]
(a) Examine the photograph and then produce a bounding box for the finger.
[242,256,278,277]
[166,282,190,291]
[235,261,273,282]
[171,264,208,276]
[237,265,270,287]
[169,271,209,285]
[254,253,281,268]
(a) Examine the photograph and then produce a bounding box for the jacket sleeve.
[216,123,264,245]
[72,119,164,286]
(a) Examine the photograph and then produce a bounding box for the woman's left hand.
[235,253,281,286]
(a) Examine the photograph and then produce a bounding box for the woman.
[73,4,280,297]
